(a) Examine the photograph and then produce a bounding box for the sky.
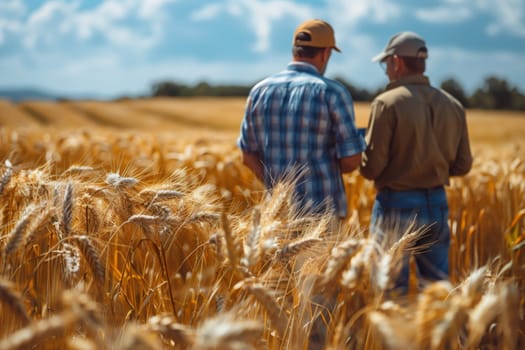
[0,0,524,99]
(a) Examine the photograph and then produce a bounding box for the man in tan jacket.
[361,32,472,291]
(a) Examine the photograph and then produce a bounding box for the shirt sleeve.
[450,109,473,176]
[328,86,366,158]
[360,99,393,180]
[237,94,260,154]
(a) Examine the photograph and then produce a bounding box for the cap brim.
[371,51,388,62]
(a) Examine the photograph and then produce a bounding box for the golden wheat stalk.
[264,184,290,221]
[62,182,74,237]
[0,311,78,350]
[70,235,106,286]
[242,208,262,269]
[276,238,321,262]
[193,312,264,349]
[187,211,221,224]
[147,314,195,347]
[0,279,30,326]
[61,290,104,335]
[429,296,468,349]
[114,323,162,350]
[368,311,415,350]
[235,280,289,336]
[322,238,363,285]
[459,266,488,304]
[3,204,38,258]
[105,172,138,189]
[415,281,454,348]
[467,288,500,348]
[62,242,81,278]
[62,165,97,176]
[341,241,376,290]
[498,283,520,350]
[0,159,13,195]
[151,189,184,202]
[221,212,241,276]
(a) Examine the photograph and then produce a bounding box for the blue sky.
[1,0,524,98]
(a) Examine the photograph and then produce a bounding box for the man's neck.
[293,57,323,73]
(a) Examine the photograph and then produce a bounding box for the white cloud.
[24,1,79,48]
[0,0,26,17]
[0,0,25,43]
[327,0,401,27]
[416,0,525,38]
[415,6,472,23]
[324,0,401,52]
[139,0,177,19]
[192,0,315,53]
[0,19,22,45]
[191,4,223,21]
[7,0,175,51]
[191,0,403,54]
[481,0,525,38]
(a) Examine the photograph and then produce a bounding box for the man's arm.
[328,83,367,171]
[360,100,392,180]
[450,111,473,176]
[340,153,362,173]
[241,151,264,181]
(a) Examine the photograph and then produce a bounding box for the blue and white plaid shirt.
[238,62,366,217]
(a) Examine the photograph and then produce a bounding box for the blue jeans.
[370,187,450,290]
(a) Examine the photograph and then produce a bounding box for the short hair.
[292,32,325,58]
[399,47,427,73]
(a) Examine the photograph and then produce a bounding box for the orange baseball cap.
[293,19,341,52]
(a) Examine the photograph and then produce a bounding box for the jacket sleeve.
[450,110,473,176]
[360,100,393,180]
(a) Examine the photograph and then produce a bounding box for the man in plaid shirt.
[238,19,366,218]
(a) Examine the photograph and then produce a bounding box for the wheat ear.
[147,315,195,347]
[0,311,78,350]
[322,238,363,285]
[0,160,13,195]
[242,208,262,269]
[3,204,38,258]
[0,279,30,326]
[264,184,289,220]
[277,238,321,262]
[193,312,263,349]
[105,172,138,189]
[341,241,376,289]
[62,182,74,237]
[236,281,288,336]
[71,235,105,286]
[221,212,241,276]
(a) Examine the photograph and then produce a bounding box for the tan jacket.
[360,75,472,190]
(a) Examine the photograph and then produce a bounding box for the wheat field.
[0,97,523,349]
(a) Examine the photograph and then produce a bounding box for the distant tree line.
[151,75,525,111]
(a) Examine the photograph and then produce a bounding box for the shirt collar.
[287,61,321,75]
[387,74,430,90]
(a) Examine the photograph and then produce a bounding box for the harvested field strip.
[64,101,170,129]
[19,101,94,128]
[0,100,40,127]
[127,97,247,130]
[129,103,234,130]
[466,109,525,145]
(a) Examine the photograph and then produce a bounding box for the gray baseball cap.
[372,31,428,62]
